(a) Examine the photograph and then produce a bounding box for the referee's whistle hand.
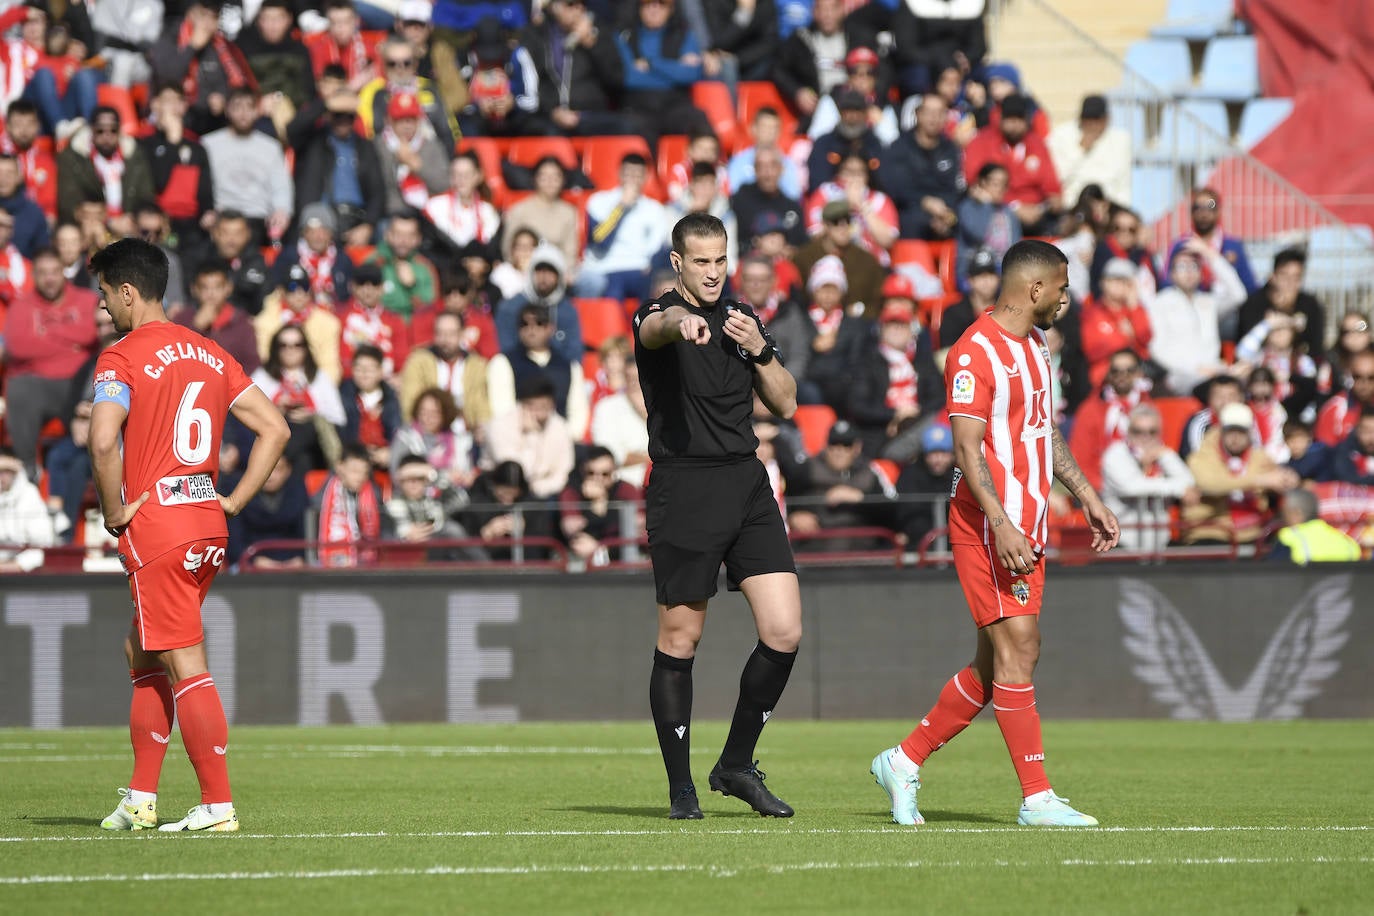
[679,315,711,345]
[724,313,762,352]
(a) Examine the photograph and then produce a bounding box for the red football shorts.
[127,539,229,651]
[952,542,1045,628]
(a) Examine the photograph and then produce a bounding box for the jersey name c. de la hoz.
[944,311,1055,551]
[92,322,254,570]
[632,289,765,462]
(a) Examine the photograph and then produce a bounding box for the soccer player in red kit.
[89,239,289,832]
[871,239,1120,827]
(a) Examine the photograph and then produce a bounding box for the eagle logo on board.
[1011,579,1030,606]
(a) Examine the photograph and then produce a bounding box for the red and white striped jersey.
[945,310,1056,551]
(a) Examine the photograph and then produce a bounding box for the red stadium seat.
[890,239,940,275]
[793,404,837,455]
[580,135,665,199]
[1154,396,1203,452]
[656,134,688,191]
[457,137,507,199]
[97,84,139,134]
[691,81,739,153]
[737,81,799,145]
[871,458,901,488]
[305,469,331,497]
[345,244,376,264]
[574,297,632,351]
[507,135,579,170]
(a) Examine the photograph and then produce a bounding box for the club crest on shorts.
[1011,578,1031,606]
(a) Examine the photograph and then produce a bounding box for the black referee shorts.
[644,458,796,606]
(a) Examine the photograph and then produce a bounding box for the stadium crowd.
[0,0,1370,572]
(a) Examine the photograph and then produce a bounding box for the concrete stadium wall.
[2,565,1370,728]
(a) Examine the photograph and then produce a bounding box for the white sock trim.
[127,789,156,806]
[889,746,920,775]
[1024,789,1054,806]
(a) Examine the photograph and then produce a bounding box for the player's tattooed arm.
[951,415,1013,530]
[1051,427,1094,502]
[975,453,1006,527]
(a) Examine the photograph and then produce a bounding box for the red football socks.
[993,682,1051,797]
[901,666,988,766]
[172,674,232,804]
[128,668,174,794]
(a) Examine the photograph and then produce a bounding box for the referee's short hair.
[88,238,170,303]
[671,212,728,256]
[1001,238,1067,282]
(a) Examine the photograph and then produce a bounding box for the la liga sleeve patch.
[951,369,976,405]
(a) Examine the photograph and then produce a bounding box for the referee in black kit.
[634,212,801,820]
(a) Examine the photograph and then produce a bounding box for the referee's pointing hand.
[679,314,711,345]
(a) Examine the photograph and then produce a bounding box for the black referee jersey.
[633,288,771,463]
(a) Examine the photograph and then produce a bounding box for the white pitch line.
[1,825,1369,844]
[4,856,1372,886]
[0,746,680,764]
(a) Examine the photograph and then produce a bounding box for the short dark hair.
[217,208,249,226]
[90,105,121,126]
[5,99,38,120]
[1000,238,1068,280]
[620,152,647,169]
[440,269,473,297]
[151,80,185,98]
[133,202,166,221]
[88,239,170,303]
[488,459,529,493]
[515,373,556,403]
[1108,347,1141,368]
[582,445,614,467]
[690,161,716,181]
[671,212,727,256]
[227,85,258,106]
[533,154,567,177]
[1249,365,1277,386]
[352,343,385,365]
[976,162,1008,184]
[30,245,60,265]
[397,454,432,473]
[339,443,372,466]
[192,257,232,283]
[322,0,356,13]
[1274,247,1306,271]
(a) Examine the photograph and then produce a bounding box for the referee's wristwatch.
[750,342,779,366]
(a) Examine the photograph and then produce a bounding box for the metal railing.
[991,0,1374,337]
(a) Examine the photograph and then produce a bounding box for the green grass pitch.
[1,720,1371,914]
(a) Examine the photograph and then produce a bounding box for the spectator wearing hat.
[287,83,385,248]
[395,0,441,82]
[1183,402,1298,545]
[358,35,457,151]
[615,0,708,149]
[772,0,880,122]
[521,0,629,138]
[176,256,261,374]
[847,278,944,461]
[807,86,892,189]
[203,87,294,245]
[337,262,410,378]
[937,247,999,361]
[737,253,815,399]
[956,161,1021,287]
[743,210,803,299]
[1100,403,1196,551]
[1048,94,1131,209]
[1180,374,1247,460]
[149,0,259,138]
[0,447,55,573]
[887,92,964,242]
[730,145,807,251]
[55,106,155,233]
[375,88,452,216]
[1145,238,1246,396]
[495,241,582,366]
[1167,187,1259,298]
[795,199,886,318]
[787,418,896,553]
[801,253,867,408]
[962,92,1061,235]
[254,262,345,384]
[458,16,549,138]
[141,83,217,256]
[804,152,898,265]
[894,423,957,549]
[238,0,317,118]
[890,0,986,96]
[1081,256,1154,388]
[574,152,667,302]
[306,0,380,88]
[807,46,900,147]
[272,202,357,307]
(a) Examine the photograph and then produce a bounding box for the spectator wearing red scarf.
[1080,257,1153,388]
[1183,403,1298,545]
[149,0,258,136]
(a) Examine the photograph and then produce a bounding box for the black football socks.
[650,649,695,795]
[719,640,798,770]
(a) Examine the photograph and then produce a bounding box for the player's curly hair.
[87,238,169,304]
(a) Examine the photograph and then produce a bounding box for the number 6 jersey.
[944,310,1056,553]
[92,321,255,570]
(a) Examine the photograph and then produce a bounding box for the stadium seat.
[304,469,331,497]
[1147,100,1231,162]
[890,239,939,275]
[691,81,739,153]
[656,134,688,190]
[1190,36,1260,101]
[737,81,799,144]
[871,458,900,489]
[1120,39,1193,96]
[1153,396,1201,451]
[507,136,579,170]
[1305,224,1374,290]
[345,244,376,264]
[1236,97,1293,149]
[1132,164,1180,223]
[793,404,837,455]
[580,135,665,199]
[458,137,508,198]
[1150,0,1234,41]
[574,297,632,351]
[1109,98,1149,151]
[97,84,139,134]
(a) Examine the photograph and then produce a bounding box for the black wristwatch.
[751,343,778,366]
